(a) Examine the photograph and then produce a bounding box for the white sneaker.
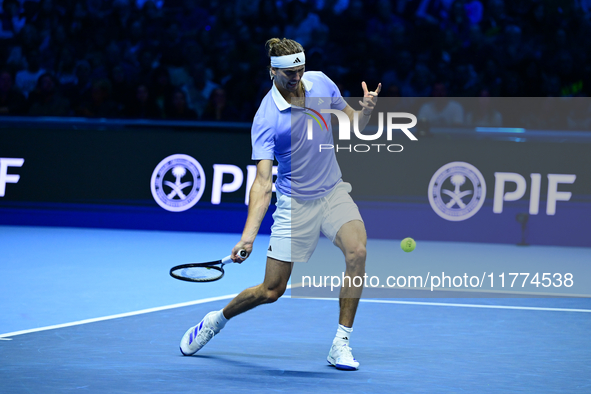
[179,311,221,356]
[327,341,360,370]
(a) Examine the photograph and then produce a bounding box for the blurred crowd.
[1,0,591,127]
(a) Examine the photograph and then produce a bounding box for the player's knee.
[345,244,366,275]
[264,287,284,303]
[346,244,366,264]
[259,282,286,303]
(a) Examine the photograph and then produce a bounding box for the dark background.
[3,0,591,121]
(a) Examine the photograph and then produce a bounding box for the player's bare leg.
[327,219,367,370]
[180,257,292,356]
[334,220,367,326]
[223,257,293,319]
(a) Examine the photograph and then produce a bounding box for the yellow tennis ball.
[401,237,416,252]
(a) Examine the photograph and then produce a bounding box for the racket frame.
[169,263,225,282]
[169,250,247,283]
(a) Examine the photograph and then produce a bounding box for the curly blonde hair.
[265,38,304,58]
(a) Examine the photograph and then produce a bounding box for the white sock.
[209,309,228,330]
[334,324,353,345]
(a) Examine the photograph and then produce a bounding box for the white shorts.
[267,182,363,263]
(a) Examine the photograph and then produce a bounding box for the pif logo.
[429,162,577,221]
[428,162,486,221]
[0,157,24,197]
[150,154,205,212]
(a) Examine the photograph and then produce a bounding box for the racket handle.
[221,249,248,265]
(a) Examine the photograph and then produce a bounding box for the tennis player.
[180,38,381,371]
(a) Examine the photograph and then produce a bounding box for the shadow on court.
[193,354,341,379]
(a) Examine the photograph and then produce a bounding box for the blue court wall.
[1,117,590,247]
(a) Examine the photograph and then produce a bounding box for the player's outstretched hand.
[359,81,381,115]
[231,242,251,263]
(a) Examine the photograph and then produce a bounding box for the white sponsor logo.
[493,172,576,215]
[0,157,24,197]
[428,162,486,221]
[429,163,577,220]
[151,155,278,210]
[212,164,277,205]
[151,154,205,212]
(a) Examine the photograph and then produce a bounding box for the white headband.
[270,52,305,68]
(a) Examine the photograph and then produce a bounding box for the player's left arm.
[342,81,382,132]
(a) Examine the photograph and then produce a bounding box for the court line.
[298,297,591,313]
[3,285,589,339]
[289,281,591,298]
[1,283,298,339]
[0,293,238,339]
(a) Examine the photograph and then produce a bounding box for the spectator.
[284,1,328,48]
[27,72,70,116]
[15,50,46,98]
[67,1,91,41]
[110,64,132,112]
[135,48,158,85]
[332,0,367,51]
[174,0,209,38]
[5,46,27,75]
[202,88,240,121]
[165,88,197,120]
[56,48,78,86]
[417,82,464,126]
[123,83,160,119]
[0,69,27,115]
[121,19,147,66]
[405,63,434,97]
[19,23,41,53]
[566,94,591,130]
[160,23,189,82]
[450,63,480,96]
[76,78,120,118]
[382,50,414,95]
[255,0,284,38]
[110,0,134,34]
[444,0,472,44]
[465,89,502,127]
[519,97,566,130]
[39,25,68,72]
[464,0,484,25]
[181,64,219,118]
[30,0,66,33]
[480,0,511,35]
[63,60,92,105]
[141,0,165,45]
[1,0,588,121]
[151,66,174,118]
[366,0,406,52]
[0,0,26,40]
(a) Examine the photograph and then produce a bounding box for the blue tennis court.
[1,226,590,393]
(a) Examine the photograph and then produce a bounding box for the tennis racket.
[169,249,248,283]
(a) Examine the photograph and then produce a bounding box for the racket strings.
[173,266,223,281]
